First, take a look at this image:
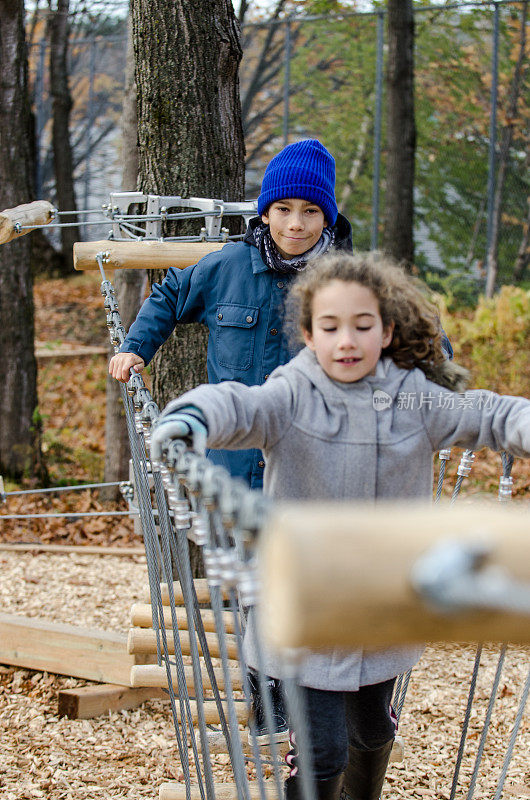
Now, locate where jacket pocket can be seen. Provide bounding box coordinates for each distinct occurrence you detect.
[215,303,259,370]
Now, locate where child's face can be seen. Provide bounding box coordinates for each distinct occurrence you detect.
[302,280,394,383]
[261,199,327,259]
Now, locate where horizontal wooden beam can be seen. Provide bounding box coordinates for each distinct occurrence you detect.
[0,200,55,244]
[130,603,235,634]
[130,663,242,693]
[159,782,278,800]
[127,627,239,661]
[261,502,530,650]
[35,343,108,360]
[0,543,144,556]
[0,612,139,684]
[73,239,224,271]
[58,683,166,719]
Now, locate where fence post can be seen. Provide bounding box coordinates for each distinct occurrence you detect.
[84,38,97,239]
[283,19,291,148]
[35,39,47,200]
[371,9,385,250]
[485,1,500,294]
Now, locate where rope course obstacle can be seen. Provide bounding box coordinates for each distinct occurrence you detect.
[1,197,529,800]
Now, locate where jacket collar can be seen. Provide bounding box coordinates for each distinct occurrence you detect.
[249,243,269,274]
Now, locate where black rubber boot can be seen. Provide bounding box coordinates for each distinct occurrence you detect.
[341,740,394,800]
[247,668,289,745]
[285,773,343,800]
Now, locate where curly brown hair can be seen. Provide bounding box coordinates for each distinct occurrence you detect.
[287,251,446,370]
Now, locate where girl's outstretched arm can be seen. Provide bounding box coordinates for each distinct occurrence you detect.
[159,374,294,453]
[417,374,530,457]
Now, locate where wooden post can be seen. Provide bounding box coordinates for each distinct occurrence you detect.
[260,502,530,650]
[0,201,55,244]
[73,239,224,271]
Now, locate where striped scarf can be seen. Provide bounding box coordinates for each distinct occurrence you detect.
[252,223,335,274]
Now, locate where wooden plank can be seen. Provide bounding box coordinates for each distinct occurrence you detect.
[0,612,138,684]
[73,239,225,271]
[130,663,242,692]
[58,683,166,719]
[160,783,279,800]
[0,200,55,244]
[0,543,145,556]
[130,603,235,634]
[35,343,108,359]
[142,578,229,606]
[261,502,530,649]
[127,627,239,661]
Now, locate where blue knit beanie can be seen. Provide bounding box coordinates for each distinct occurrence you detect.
[257,139,338,227]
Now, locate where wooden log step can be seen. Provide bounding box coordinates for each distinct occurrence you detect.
[0,200,55,244]
[159,782,279,800]
[130,603,235,634]
[205,729,291,758]
[130,663,243,693]
[142,579,229,606]
[164,699,247,726]
[127,628,239,661]
[203,730,403,762]
[73,240,225,271]
[262,503,530,649]
[0,612,141,685]
[58,683,166,719]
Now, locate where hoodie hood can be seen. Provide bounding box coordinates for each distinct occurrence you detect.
[273,348,410,403]
[275,347,469,400]
[244,212,353,254]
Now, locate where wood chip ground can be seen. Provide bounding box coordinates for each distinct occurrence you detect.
[1,551,529,799]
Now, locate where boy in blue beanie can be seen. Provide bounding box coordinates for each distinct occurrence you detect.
[110,139,353,463]
[109,138,353,746]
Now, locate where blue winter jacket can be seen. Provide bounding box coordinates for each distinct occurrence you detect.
[121,215,354,489]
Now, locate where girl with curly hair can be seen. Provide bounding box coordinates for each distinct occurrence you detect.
[152,252,530,800]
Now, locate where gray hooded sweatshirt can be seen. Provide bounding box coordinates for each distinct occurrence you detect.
[164,348,530,690]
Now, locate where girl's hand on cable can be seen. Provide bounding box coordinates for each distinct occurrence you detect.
[150,410,208,463]
[108,352,145,382]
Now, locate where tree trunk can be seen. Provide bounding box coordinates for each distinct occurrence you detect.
[131,0,245,575]
[131,0,245,406]
[485,2,528,298]
[0,0,45,480]
[101,10,145,503]
[382,0,416,268]
[47,0,80,272]
[338,104,373,214]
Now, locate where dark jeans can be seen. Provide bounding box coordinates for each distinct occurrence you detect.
[299,678,396,780]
